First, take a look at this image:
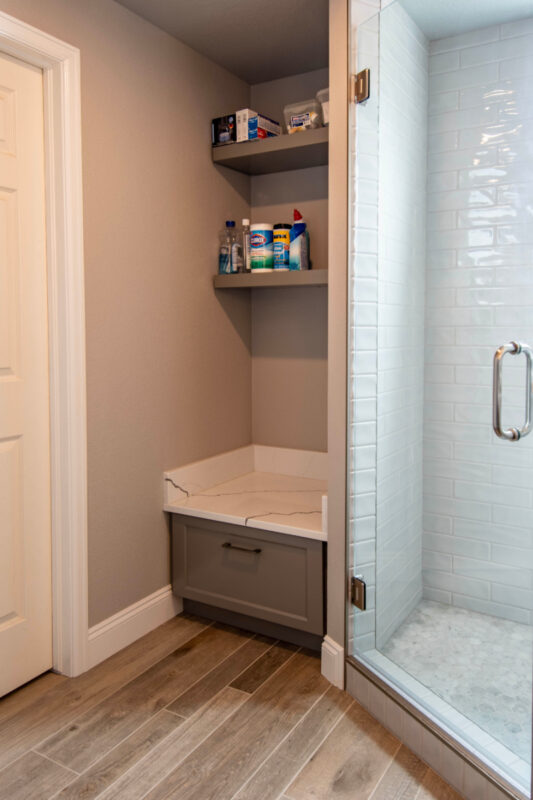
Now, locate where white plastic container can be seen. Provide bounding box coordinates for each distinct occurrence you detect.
[283,99,322,134]
[316,88,329,125]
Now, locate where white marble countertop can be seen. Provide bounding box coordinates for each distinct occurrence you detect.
[164,469,327,541]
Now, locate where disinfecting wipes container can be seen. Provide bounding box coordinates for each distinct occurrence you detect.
[250,224,274,271]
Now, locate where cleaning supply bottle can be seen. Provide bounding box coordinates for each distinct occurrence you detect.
[218,220,235,274]
[241,218,251,272]
[231,223,244,273]
[289,209,310,271]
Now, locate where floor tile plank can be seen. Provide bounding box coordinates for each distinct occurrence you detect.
[229,641,298,694]
[0,614,209,771]
[54,710,183,800]
[370,745,429,799]
[287,700,400,800]
[142,650,328,800]
[36,625,251,773]
[167,636,273,718]
[99,687,248,800]
[416,769,465,800]
[0,673,67,726]
[234,686,353,800]
[0,750,74,800]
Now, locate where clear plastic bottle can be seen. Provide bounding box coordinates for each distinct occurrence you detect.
[231,224,244,273]
[241,218,251,272]
[218,220,235,274]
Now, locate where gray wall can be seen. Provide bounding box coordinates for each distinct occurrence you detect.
[250,69,329,452]
[0,0,252,625]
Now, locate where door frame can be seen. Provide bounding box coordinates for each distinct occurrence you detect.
[0,11,88,677]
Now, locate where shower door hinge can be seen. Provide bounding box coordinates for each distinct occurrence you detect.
[351,69,370,104]
[351,575,367,610]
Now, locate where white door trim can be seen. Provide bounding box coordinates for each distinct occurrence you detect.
[0,11,88,677]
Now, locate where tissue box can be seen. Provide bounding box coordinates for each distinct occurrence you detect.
[236,109,281,142]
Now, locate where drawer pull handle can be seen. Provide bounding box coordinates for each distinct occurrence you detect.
[222,542,262,554]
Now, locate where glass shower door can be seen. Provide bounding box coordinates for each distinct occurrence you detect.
[348,0,533,795]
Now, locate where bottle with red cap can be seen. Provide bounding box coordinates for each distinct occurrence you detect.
[289,208,310,270]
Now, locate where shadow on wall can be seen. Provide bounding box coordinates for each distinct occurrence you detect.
[252,287,328,360]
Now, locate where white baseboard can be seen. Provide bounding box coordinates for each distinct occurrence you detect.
[321,635,345,688]
[87,585,182,669]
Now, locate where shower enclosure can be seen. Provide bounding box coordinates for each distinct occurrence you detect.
[348,0,533,796]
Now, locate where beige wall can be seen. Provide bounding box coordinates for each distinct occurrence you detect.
[0,0,252,625]
[250,70,329,452]
[252,287,328,451]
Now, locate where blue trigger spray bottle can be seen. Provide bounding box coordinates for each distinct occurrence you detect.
[289,209,310,270]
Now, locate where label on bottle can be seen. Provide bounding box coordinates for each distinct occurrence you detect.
[218,246,231,274]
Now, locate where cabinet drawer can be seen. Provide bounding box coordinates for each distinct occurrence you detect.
[171,515,324,635]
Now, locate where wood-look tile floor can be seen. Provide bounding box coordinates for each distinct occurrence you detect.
[0,614,464,800]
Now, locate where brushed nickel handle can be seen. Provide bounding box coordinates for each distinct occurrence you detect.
[493,341,533,441]
[222,542,262,554]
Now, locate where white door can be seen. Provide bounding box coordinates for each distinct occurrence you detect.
[0,52,51,695]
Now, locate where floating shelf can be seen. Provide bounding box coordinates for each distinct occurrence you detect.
[212,128,328,175]
[213,270,328,289]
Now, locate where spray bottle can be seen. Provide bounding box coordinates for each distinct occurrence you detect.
[289,209,310,271]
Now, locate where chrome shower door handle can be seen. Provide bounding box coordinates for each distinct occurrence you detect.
[493,341,533,441]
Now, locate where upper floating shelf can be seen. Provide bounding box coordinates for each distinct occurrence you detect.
[212,128,329,175]
[213,269,328,289]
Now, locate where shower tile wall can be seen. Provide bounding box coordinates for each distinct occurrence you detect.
[423,19,533,624]
[376,5,427,648]
[350,7,380,654]
[350,1,428,652]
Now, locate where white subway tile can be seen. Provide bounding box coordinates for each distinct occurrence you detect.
[500,18,533,39]
[430,51,460,74]
[461,35,533,68]
[428,170,458,193]
[455,517,533,549]
[491,544,533,570]
[429,63,498,93]
[429,105,498,134]
[491,582,533,611]
[430,227,493,250]
[423,512,452,535]
[457,205,518,228]
[455,480,531,507]
[454,555,532,589]
[423,568,490,599]
[500,55,533,80]
[428,187,495,212]
[428,90,460,115]
[452,593,531,624]
[428,130,459,154]
[429,26,499,55]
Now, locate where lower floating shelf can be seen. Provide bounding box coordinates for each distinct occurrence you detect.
[213,269,328,289]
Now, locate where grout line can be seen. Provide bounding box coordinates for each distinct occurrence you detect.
[412,767,433,800]
[44,709,191,800]
[135,685,254,800]
[30,748,80,776]
[162,633,270,712]
[229,691,354,800]
[366,740,404,800]
[162,709,187,720]
[30,621,214,761]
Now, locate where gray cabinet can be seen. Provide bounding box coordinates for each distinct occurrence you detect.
[171,515,324,636]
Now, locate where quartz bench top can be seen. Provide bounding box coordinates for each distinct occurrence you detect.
[164,469,327,541]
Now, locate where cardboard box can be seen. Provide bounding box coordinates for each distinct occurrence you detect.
[211,114,236,147]
[236,109,281,142]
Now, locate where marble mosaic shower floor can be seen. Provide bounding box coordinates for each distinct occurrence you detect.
[381,600,533,762]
